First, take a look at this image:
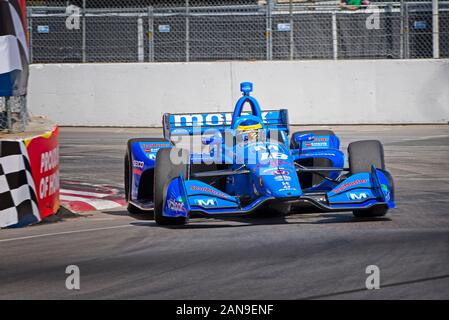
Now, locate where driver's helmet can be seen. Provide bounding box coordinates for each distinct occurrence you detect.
[236,120,266,145]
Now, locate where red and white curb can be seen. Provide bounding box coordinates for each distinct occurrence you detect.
[60,181,126,213]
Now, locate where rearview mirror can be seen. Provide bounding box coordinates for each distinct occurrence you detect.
[294,133,314,144]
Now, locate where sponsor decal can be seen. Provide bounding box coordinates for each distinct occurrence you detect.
[133,160,144,169]
[303,153,336,157]
[40,149,59,173]
[38,149,59,201]
[260,152,288,161]
[333,179,368,194]
[141,143,170,152]
[254,159,293,171]
[262,167,277,174]
[167,198,187,213]
[190,186,229,198]
[133,168,143,176]
[196,199,217,207]
[274,175,291,182]
[381,184,391,201]
[304,137,329,148]
[279,181,296,191]
[305,142,328,147]
[348,192,369,201]
[252,144,280,152]
[25,127,60,219]
[173,112,271,127]
[273,170,289,176]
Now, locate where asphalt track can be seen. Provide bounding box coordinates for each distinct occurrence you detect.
[1,125,448,300]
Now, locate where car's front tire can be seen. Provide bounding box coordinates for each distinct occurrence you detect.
[348,140,388,218]
[348,140,385,174]
[353,205,388,218]
[153,147,189,225]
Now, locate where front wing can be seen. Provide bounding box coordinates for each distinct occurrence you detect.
[162,167,395,218]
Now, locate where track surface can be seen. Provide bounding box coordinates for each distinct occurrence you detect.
[1,125,448,299]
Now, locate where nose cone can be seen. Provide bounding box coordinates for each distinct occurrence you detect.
[260,169,302,198]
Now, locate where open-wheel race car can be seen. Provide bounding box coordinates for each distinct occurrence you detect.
[125,82,395,225]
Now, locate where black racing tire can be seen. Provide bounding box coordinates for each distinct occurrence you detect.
[124,152,147,214]
[154,147,189,225]
[348,140,388,218]
[124,153,130,201]
[290,130,335,150]
[127,202,146,214]
[353,205,388,218]
[348,140,385,175]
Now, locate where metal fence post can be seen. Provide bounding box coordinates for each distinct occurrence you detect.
[27,7,33,64]
[186,0,190,62]
[5,97,12,133]
[289,0,294,60]
[148,6,154,62]
[266,0,273,61]
[433,0,440,58]
[22,95,28,128]
[404,2,409,59]
[400,0,404,59]
[386,3,394,58]
[82,0,86,63]
[332,11,338,60]
[138,15,144,62]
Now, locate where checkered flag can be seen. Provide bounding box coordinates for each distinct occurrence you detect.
[0,140,40,228]
[0,0,29,97]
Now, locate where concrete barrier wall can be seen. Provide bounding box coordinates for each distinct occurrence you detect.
[28,60,449,126]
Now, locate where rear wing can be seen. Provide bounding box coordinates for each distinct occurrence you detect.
[163,109,290,140]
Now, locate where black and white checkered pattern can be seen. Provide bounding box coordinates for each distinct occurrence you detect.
[0,140,40,228]
[0,0,29,96]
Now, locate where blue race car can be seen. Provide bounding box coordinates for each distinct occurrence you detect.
[125,82,395,225]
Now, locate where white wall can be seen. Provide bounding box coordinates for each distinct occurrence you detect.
[28,59,449,126]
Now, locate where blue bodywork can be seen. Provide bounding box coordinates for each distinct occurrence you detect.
[127,82,395,218]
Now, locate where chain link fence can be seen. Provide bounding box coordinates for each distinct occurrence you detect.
[27,0,448,63]
[2,0,446,133]
[0,96,28,134]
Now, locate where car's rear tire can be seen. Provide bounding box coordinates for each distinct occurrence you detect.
[124,152,146,214]
[154,147,189,225]
[348,140,388,217]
